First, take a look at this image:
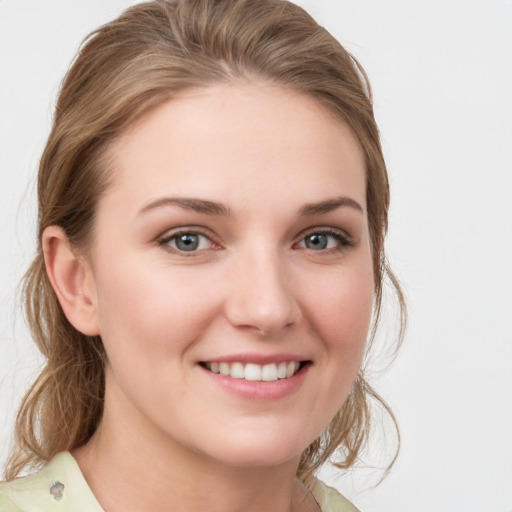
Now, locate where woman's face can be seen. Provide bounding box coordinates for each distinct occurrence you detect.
[84,83,374,468]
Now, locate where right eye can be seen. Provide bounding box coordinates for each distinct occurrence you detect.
[158,231,215,253]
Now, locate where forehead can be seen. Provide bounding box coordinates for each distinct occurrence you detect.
[103,83,366,215]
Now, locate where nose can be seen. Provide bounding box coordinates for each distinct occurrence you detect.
[225,247,302,336]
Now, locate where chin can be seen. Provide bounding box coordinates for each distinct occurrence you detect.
[190,427,310,470]
[212,446,301,470]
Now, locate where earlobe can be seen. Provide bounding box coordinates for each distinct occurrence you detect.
[42,226,100,336]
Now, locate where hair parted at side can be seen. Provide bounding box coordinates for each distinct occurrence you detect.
[5,0,406,482]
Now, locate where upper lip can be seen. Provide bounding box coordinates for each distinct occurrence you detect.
[199,353,311,365]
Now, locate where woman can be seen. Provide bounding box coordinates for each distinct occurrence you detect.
[0,0,405,510]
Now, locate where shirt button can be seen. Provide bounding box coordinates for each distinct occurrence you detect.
[49,481,65,500]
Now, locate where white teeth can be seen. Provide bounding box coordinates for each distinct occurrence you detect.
[244,363,262,381]
[230,362,244,379]
[204,361,303,381]
[277,362,287,379]
[286,361,299,378]
[261,363,277,381]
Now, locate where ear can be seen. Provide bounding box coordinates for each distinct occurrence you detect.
[42,225,100,336]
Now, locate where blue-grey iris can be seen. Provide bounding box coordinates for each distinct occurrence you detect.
[176,234,199,251]
[305,233,328,250]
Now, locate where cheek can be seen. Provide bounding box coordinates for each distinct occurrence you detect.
[93,259,220,355]
[295,264,374,437]
[309,268,374,354]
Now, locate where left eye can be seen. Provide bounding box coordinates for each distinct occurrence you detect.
[161,232,213,252]
[298,231,348,251]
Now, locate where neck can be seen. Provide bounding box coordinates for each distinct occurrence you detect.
[72,378,314,512]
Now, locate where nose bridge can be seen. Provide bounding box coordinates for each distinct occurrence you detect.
[225,241,300,335]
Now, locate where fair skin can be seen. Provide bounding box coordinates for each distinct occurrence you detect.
[43,82,374,512]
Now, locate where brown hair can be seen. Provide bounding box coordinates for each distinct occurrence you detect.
[5,0,405,481]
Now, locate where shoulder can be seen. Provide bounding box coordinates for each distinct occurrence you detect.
[0,468,54,512]
[0,452,71,512]
[0,452,103,512]
[0,490,23,512]
[305,475,362,512]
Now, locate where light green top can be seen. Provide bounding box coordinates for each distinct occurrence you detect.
[0,452,360,512]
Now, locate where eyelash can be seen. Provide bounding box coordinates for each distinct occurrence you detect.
[157,227,354,256]
[157,228,218,255]
[298,228,354,252]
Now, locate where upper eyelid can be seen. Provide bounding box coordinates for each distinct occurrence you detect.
[300,226,348,235]
[158,226,216,242]
[297,226,352,241]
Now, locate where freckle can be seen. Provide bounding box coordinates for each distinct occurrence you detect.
[50,481,65,500]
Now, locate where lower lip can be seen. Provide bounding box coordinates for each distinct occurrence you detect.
[198,364,310,401]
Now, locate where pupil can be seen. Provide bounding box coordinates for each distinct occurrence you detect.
[176,234,199,251]
[306,233,327,250]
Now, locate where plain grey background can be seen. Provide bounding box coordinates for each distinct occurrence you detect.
[1,1,511,511]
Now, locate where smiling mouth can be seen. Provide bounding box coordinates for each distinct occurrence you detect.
[200,361,309,382]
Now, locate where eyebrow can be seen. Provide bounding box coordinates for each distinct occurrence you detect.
[138,197,232,216]
[138,195,363,217]
[298,196,364,216]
